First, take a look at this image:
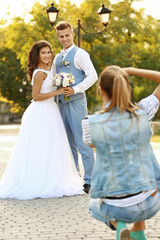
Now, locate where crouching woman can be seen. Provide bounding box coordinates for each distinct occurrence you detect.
[82,66,160,240]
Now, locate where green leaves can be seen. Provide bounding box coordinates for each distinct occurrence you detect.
[0,0,160,117]
[0,48,31,109]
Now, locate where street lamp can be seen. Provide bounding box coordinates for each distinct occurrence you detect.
[46,3,59,29]
[47,2,111,47]
[98,4,111,26]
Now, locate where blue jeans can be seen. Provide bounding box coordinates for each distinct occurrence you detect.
[89,190,160,230]
[58,97,94,184]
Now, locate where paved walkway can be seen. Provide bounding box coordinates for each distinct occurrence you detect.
[0,162,160,240]
[0,125,160,239]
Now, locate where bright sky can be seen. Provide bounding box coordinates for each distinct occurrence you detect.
[0,0,160,24]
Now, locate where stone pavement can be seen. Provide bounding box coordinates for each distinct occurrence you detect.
[0,125,160,240]
[0,162,160,240]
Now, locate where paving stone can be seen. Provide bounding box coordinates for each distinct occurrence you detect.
[0,151,160,239]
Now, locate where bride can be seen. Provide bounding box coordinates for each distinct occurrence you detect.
[0,40,84,200]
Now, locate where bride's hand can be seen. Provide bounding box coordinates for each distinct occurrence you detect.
[65,87,74,96]
[57,87,68,95]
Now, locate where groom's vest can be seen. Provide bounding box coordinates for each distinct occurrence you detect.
[55,46,86,103]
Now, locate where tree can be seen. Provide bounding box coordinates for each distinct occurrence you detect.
[1,0,160,116]
[0,48,31,109]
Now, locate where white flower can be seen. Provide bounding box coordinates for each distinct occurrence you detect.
[62,77,69,87]
[62,60,70,67]
[52,74,61,86]
[68,73,75,84]
[52,72,75,87]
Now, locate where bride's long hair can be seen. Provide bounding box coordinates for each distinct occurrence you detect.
[27,40,54,80]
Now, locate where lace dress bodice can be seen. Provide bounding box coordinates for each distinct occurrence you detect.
[32,68,57,94]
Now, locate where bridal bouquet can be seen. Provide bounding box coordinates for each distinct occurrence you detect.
[52,72,75,101]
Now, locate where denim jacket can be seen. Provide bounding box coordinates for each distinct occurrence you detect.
[89,104,160,198]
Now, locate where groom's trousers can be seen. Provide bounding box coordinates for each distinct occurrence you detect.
[58,97,94,185]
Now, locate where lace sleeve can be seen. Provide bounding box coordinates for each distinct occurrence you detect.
[138,94,159,122]
[82,118,92,146]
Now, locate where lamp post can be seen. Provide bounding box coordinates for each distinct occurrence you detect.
[46,3,59,29]
[47,2,111,47]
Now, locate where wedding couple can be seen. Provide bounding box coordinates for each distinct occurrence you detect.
[0,20,159,201]
[0,21,97,199]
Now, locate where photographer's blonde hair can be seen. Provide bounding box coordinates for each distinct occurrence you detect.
[99,65,139,117]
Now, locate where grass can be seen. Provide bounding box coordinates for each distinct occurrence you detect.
[151,135,160,143]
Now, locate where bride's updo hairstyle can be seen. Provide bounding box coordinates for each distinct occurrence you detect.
[99,65,139,117]
[27,40,54,80]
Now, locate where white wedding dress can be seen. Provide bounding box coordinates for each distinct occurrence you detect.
[0,69,84,200]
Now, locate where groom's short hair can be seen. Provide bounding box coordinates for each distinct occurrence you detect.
[56,21,73,32]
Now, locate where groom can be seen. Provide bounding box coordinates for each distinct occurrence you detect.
[54,21,98,193]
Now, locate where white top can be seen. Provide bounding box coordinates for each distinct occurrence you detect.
[82,94,159,207]
[53,44,98,94]
[103,189,155,207]
[138,94,159,122]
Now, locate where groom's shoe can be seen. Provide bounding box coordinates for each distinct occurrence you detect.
[83,184,91,193]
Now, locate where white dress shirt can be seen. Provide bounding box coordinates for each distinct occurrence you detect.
[54,44,98,94]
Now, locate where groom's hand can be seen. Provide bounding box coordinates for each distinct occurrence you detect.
[65,87,74,96]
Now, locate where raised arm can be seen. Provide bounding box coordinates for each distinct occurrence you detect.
[123,67,160,84]
[123,67,160,103]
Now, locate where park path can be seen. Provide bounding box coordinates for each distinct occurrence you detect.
[0,125,160,239]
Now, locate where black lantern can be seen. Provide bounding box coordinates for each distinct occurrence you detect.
[98,4,111,26]
[47,3,59,27]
